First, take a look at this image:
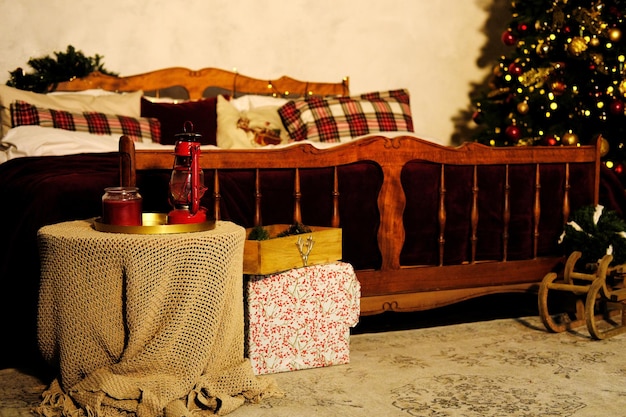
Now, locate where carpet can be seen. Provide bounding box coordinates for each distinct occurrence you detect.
[1,315,625,417]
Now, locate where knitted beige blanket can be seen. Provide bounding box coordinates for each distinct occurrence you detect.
[36,220,279,417]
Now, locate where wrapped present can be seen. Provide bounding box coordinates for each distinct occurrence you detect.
[245,261,361,375]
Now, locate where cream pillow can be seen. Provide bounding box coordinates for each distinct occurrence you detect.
[0,84,143,137]
[216,95,290,149]
[230,94,289,112]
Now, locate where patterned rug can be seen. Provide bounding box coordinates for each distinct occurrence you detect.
[1,316,625,417]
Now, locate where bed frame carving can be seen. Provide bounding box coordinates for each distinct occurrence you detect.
[55,67,349,100]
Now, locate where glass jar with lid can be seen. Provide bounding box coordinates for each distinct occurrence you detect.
[102,186,142,226]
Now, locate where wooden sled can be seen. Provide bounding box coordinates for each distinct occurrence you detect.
[538,251,626,339]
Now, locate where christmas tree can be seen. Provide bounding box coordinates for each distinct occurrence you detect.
[472,0,626,181]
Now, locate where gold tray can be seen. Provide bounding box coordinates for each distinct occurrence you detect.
[93,213,215,234]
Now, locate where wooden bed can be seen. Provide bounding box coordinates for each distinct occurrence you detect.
[55,68,605,314]
[1,67,621,368]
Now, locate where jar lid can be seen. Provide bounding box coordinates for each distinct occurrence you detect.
[104,186,140,194]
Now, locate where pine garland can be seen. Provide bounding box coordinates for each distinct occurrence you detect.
[247,223,313,240]
[6,45,118,93]
[558,205,626,266]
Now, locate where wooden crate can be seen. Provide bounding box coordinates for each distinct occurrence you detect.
[243,225,342,275]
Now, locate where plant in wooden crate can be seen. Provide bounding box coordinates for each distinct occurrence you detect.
[245,223,341,275]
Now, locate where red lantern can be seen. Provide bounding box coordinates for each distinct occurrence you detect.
[168,122,208,224]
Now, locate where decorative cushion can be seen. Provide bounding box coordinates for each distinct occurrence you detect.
[10,100,160,143]
[140,97,221,146]
[230,95,289,112]
[48,89,118,96]
[0,84,143,138]
[216,95,290,149]
[278,89,414,143]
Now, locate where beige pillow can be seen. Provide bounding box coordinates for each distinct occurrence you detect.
[0,84,143,138]
[216,95,290,149]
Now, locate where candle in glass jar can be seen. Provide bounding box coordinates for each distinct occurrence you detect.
[102,187,142,226]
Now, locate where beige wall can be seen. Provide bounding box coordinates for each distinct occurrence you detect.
[0,0,509,146]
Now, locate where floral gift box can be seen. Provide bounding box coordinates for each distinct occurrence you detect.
[245,261,361,375]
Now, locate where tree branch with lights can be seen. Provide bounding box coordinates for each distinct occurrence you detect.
[472,1,626,181]
[6,45,117,93]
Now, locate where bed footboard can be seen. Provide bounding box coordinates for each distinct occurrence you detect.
[130,135,602,315]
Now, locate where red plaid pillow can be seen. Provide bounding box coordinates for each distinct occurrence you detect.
[10,100,161,143]
[278,89,414,143]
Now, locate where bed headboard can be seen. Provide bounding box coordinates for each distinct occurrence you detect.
[53,67,350,100]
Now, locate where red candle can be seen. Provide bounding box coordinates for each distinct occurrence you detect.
[102,187,142,226]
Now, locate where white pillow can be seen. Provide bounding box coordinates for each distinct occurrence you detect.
[47,89,117,96]
[216,95,290,149]
[0,84,143,138]
[0,125,169,163]
[230,95,289,112]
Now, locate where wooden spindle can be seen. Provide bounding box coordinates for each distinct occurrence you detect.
[254,169,262,226]
[213,169,221,221]
[563,163,571,226]
[533,164,541,259]
[331,166,340,228]
[293,168,302,224]
[438,165,447,266]
[502,165,510,262]
[470,165,479,264]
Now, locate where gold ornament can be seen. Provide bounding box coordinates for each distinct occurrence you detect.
[518,67,553,88]
[619,80,626,97]
[608,28,622,42]
[536,41,551,57]
[550,80,566,95]
[589,36,601,47]
[567,37,588,56]
[487,87,511,99]
[589,52,603,66]
[517,101,529,114]
[562,131,580,146]
[599,136,610,156]
[573,5,604,34]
